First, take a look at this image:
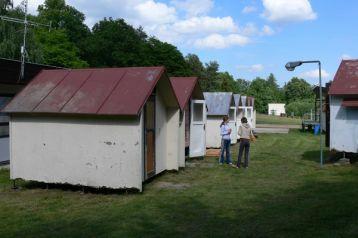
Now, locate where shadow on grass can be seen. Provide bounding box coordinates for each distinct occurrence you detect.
[302,150,331,164]
[2,174,357,238]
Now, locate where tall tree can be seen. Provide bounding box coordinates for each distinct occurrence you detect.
[235,78,251,94]
[203,61,220,92]
[284,77,314,103]
[0,0,12,14]
[37,0,90,55]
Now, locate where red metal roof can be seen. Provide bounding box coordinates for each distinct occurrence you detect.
[2,67,172,116]
[169,77,203,110]
[342,99,358,107]
[329,60,358,95]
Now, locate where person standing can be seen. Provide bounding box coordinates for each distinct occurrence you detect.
[220,116,232,165]
[236,117,254,168]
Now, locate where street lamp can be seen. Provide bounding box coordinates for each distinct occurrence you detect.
[285,60,324,167]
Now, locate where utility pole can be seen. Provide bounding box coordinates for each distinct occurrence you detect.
[0,0,51,82]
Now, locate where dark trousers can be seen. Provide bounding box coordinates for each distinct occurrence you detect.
[237,139,250,167]
[220,139,232,164]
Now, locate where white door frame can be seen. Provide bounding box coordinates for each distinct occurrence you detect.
[189,100,207,158]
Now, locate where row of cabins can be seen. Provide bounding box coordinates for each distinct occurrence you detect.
[1,65,255,191]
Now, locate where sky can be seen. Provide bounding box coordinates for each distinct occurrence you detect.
[13,0,358,86]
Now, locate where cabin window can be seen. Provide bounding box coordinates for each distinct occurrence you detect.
[193,103,203,122]
[229,108,235,121]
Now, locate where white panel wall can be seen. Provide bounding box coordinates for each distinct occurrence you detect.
[155,92,180,172]
[166,108,180,170]
[206,116,222,148]
[10,115,144,190]
[178,111,186,167]
[155,92,168,174]
[330,96,358,153]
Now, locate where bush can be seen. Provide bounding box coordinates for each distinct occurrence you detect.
[285,100,314,117]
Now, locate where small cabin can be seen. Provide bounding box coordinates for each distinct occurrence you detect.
[204,92,237,148]
[328,59,358,154]
[169,77,206,164]
[2,67,181,191]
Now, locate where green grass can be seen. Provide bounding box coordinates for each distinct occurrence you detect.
[0,130,357,238]
[257,113,302,125]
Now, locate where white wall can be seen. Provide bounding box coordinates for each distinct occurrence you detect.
[178,111,186,167]
[330,96,358,153]
[155,92,180,172]
[206,116,222,148]
[10,115,144,190]
[166,108,180,170]
[268,104,286,116]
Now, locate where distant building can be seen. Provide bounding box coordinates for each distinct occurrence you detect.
[328,59,358,154]
[268,103,286,116]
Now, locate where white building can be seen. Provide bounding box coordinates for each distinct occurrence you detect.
[2,67,182,191]
[268,103,286,116]
[204,92,237,148]
[235,95,256,129]
[170,77,206,165]
[328,59,358,153]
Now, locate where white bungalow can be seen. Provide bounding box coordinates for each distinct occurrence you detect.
[236,95,256,129]
[204,92,237,148]
[170,77,206,166]
[328,59,358,154]
[2,67,182,191]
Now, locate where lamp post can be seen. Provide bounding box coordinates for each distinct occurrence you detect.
[285,60,323,167]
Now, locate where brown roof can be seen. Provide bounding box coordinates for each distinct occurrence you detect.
[169,77,203,110]
[329,60,358,95]
[3,67,177,116]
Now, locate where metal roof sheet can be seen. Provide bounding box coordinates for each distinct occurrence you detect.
[342,99,358,107]
[233,94,241,107]
[329,60,358,95]
[169,77,203,110]
[3,67,171,116]
[204,92,233,116]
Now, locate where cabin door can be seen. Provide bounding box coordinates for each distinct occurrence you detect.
[144,95,156,179]
[189,100,206,158]
[228,106,237,144]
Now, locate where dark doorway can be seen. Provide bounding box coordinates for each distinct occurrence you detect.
[144,94,156,179]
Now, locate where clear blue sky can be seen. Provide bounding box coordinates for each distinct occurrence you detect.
[19,0,358,86]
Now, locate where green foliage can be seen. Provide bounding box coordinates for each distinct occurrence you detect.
[35,29,88,68]
[285,99,314,117]
[284,77,315,103]
[235,78,250,94]
[0,0,13,14]
[37,0,90,53]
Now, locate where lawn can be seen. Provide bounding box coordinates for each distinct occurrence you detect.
[257,113,302,125]
[0,130,357,238]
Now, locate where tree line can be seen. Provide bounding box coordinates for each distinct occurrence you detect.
[0,0,315,116]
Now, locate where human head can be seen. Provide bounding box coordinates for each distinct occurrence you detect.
[223,115,229,123]
[241,117,248,124]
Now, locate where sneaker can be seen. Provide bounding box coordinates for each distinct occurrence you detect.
[219,163,224,165]
[228,162,233,165]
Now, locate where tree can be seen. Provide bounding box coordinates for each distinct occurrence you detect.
[85,18,148,67]
[235,78,250,94]
[0,0,12,14]
[284,77,314,103]
[37,0,90,54]
[145,37,191,76]
[285,99,314,117]
[203,61,220,92]
[35,29,88,68]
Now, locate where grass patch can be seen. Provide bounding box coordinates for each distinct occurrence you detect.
[0,130,357,237]
[257,113,302,125]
